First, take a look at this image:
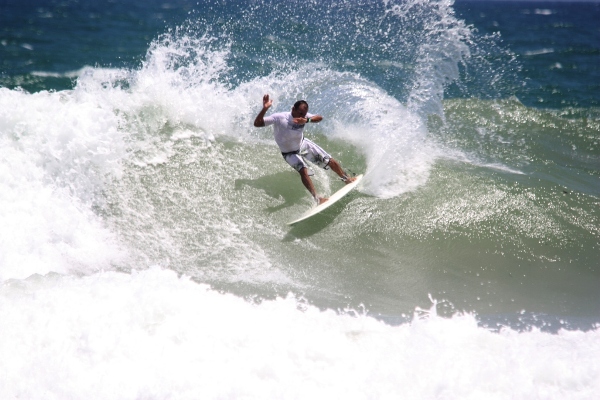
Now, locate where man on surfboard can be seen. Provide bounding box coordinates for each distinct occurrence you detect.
[253,94,356,204]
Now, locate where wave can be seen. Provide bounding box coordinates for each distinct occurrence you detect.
[1,3,599,397]
[2,19,597,283]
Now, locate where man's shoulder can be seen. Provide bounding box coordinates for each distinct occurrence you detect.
[264,111,290,124]
[270,111,290,118]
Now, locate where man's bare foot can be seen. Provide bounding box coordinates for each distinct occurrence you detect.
[318,197,329,205]
[343,176,357,184]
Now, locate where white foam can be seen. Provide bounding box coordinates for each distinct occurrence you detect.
[0,173,125,280]
[0,268,597,399]
[0,88,128,280]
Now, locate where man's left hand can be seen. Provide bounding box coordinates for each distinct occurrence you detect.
[293,117,308,124]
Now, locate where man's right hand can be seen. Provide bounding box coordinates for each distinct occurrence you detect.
[254,94,272,127]
[263,94,273,109]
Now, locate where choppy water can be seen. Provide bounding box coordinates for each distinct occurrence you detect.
[1,0,599,398]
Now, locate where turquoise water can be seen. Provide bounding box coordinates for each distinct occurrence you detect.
[1,0,599,398]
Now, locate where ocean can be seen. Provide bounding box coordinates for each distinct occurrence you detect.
[1,0,599,398]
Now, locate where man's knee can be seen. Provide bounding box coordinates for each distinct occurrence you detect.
[298,166,309,176]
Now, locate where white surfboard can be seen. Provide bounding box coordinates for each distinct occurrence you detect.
[287,174,363,226]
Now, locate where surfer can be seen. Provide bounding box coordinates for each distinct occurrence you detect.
[253,94,356,204]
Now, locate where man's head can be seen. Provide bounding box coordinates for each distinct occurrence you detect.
[292,100,309,117]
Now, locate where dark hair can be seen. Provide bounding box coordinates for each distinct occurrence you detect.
[293,100,308,110]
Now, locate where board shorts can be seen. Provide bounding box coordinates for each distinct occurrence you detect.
[281,138,331,172]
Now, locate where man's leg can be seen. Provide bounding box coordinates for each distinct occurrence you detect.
[327,158,356,183]
[299,167,327,205]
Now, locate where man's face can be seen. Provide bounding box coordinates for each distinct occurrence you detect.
[293,104,308,118]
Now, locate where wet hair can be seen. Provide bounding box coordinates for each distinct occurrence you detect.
[293,100,308,110]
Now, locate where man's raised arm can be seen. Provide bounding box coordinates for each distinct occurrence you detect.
[253,94,273,127]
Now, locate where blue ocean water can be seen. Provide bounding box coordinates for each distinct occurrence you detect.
[1,0,599,398]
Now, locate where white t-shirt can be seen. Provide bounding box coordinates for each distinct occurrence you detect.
[263,111,315,153]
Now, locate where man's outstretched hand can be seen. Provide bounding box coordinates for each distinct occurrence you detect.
[263,94,273,109]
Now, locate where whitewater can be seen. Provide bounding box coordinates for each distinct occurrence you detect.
[1,268,598,399]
